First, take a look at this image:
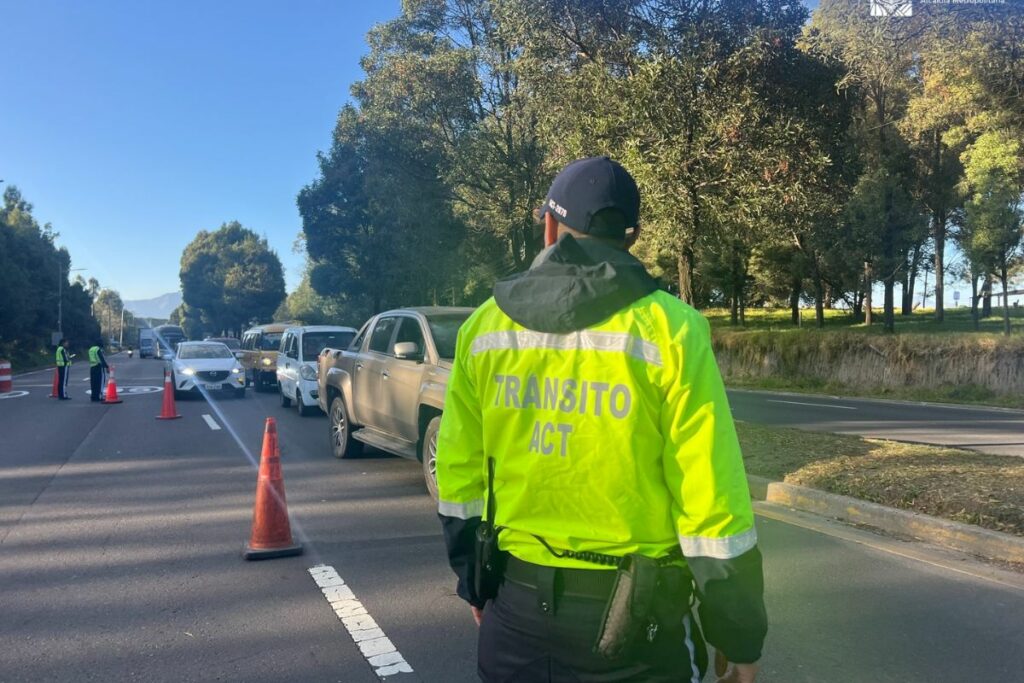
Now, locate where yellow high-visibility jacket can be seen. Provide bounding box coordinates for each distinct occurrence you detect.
[436,234,766,664]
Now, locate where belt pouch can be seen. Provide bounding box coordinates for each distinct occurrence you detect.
[592,553,660,659]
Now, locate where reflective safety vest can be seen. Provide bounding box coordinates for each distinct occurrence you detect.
[436,291,757,569]
[89,346,102,366]
[56,347,71,367]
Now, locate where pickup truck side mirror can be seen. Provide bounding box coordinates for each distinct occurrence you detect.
[393,342,423,361]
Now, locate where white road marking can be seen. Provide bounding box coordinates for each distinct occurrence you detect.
[202,414,221,431]
[766,399,856,410]
[308,565,415,678]
[0,391,30,400]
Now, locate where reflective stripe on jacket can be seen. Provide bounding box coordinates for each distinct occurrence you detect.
[436,292,756,568]
[56,347,71,367]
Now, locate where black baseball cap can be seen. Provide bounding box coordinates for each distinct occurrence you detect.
[538,156,641,238]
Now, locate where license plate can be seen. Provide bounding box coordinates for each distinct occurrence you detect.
[204,383,219,390]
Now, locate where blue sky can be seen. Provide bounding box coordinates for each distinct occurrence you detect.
[2,0,988,308]
[1,0,401,300]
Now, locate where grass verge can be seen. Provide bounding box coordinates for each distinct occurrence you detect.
[727,377,1024,410]
[737,422,1024,537]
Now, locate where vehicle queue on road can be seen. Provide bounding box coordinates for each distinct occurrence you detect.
[148,311,469,500]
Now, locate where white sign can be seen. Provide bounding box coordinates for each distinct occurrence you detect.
[953,290,960,302]
[871,0,913,16]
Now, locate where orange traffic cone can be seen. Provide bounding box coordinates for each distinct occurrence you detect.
[243,418,302,560]
[103,366,123,404]
[49,367,59,398]
[156,369,181,420]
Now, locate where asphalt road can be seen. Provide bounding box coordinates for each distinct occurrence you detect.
[728,388,1024,456]
[2,357,1023,682]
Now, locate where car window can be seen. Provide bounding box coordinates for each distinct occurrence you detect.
[302,331,355,360]
[393,318,425,356]
[350,323,370,351]
[426,313,471,360]
[261,333,282,351]
[368,317,399,355]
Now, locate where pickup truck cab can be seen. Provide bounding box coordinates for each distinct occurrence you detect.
[317,307,473,498]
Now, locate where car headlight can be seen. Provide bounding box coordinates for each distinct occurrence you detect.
[261,357,273,366]
[231,367,241,374]
[300,365,317,381]
[181,367,196,376]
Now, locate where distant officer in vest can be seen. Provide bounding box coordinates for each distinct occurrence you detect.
[88,340,110,402]
[56,339,73,400]
[436,157,766,682]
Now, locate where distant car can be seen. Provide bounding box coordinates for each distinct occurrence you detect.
[277,325,357,416]
[170,341,246,399]
[239,323,288,391]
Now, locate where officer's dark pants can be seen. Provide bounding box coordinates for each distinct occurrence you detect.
[57,366,69,399]
[90,365,103,401]
[478,560,707,682]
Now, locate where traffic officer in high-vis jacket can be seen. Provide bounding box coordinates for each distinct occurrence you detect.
[56,339,72,400]
[436,157,766,682]
[88,340,110,402]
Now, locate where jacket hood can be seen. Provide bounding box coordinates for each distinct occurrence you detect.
[493,234,659,333]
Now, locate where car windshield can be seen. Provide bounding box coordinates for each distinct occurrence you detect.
[426,313,471,360]
[261,333,282,350]
[177,344,234,360]
[302,332,354,359]
[210,338,240,350]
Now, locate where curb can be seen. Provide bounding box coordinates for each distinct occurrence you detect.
[748,475,1024,564]
[727,387,1024,415]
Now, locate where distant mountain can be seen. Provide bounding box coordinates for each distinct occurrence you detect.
[125,292,183,320]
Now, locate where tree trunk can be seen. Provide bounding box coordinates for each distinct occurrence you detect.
[677,247,695,305]
[934,210,946,323]
[730,294,739,326]
[982,275,993,318]
[790,275,801,325]
[853,289,864,321]
[970,275,979,330]
[902,243,921,316]
[864,262,873,326]
[883,275,895,333]
[823,284,833,310]
[1001,263,1011,336]
[814,276,825,328]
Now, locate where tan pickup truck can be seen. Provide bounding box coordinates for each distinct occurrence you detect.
[316,307,473,498]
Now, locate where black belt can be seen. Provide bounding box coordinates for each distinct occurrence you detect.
[504,555,618,600]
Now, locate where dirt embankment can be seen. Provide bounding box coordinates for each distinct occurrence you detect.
[714,331,1024,404]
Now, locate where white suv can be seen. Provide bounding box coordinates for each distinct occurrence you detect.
[277,326,357,416]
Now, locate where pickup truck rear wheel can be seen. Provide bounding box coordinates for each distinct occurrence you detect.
[330,397,362,459]
[422,416,441,500]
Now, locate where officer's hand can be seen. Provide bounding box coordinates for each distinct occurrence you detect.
[714,651,759,683]
[471,605,484,626]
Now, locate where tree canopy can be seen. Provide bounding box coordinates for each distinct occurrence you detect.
[293,0,1023,333]
[179,221,286,337]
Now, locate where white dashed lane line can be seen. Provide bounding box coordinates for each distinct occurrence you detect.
[202,414,221,431]
[308,565,417,680]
